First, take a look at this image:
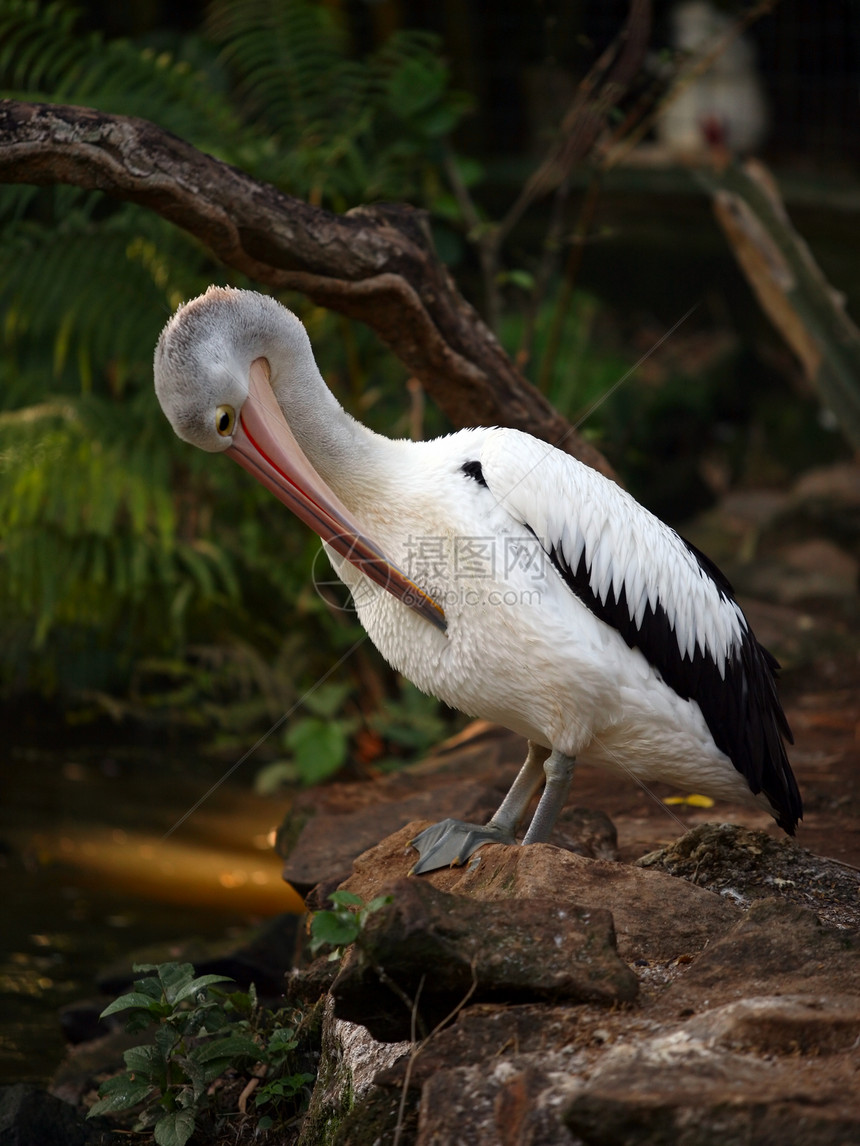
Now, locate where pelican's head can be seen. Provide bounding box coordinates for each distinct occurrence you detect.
[155,286,307,453]
[154,286,446,632]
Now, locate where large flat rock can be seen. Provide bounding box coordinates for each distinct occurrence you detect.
[329,876,638,1040]
[337,822,741,964]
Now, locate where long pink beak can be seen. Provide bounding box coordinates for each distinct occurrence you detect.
[227,359,446,633]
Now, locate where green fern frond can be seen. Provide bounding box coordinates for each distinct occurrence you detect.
[0,404,247,646]
[0,0,242,154]
[205,0,467,206]
[0,199,214,394]
[0,0,79,90]
[206,0,347,135]
[0,0,468,715]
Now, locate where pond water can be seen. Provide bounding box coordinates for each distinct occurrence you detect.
[0,738,301,1084]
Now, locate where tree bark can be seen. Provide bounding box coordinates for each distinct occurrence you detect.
[0,99,615,478]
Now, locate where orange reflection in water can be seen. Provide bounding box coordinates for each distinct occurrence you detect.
[29,827,305,915]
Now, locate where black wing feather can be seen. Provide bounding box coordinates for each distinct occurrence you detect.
[545,535,802,833]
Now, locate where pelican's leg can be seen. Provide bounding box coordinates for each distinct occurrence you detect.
[521,749,576,843]
[409,742,550,874]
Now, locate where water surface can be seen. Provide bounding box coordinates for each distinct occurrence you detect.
[0,740,300,1084]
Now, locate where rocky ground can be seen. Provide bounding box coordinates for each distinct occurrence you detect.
[278,706,860,1146]
[3,460,858,1145]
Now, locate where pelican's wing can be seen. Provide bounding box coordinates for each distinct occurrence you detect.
[478,429,800,831]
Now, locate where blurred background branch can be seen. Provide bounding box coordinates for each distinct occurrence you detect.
[706,159,860,452]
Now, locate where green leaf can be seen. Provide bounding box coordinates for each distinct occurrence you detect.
[499,269,535,292]
[173,1058,208,1101]
[154,1108,197,1146]
[155,1022,181,1059]
[155,962,195,1001]
[253,758,297,795]
[224,987,254,1014]
[172,972,235,1005]
[310,910,360,951]
[194,1033,262,1063]
[447,154,483,188]
[88,1072,154,1117]
[100,992,167,1019]
[387,56,447,118]
[256,1072,315,1103]
[364,894,394,915]
[266,1027,299,1057]
[302,680,352,718]
[132,966,175,991]
[286,716,348,785]
[123,1043,165,1076]
[328,890,362,907]
[413,103,460,138]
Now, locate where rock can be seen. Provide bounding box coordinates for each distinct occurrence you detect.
[329,876,637,1041]
[296,998,413,1146]
[288,816,860,1146]
[50,1028,150,1107]
[720,488,791,529]
[0,1084,112,1146]
[57,999,123,1046]
[552,806,619,860]
[637,823,860,930]
[793,460,860,507]
[685,993,860,1055]
[663,898,860,1011]
[283,778,504,896]
[368,989,860,1146]
[373,1006,591,1145]
[293,810,860,1144]
[281,727,620,895]
[734,542,858,606]
[373,1002,615,1092]
[780,539,858,602]
[562,1026,860,1146]
[337,823,740,964]
[417,1062,576,1146]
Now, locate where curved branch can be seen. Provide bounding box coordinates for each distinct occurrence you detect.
[0,98,615,478]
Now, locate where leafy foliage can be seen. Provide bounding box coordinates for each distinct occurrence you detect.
[0,0,241,150]
[252,677,453,792]
[205,0,471,207]
[0,0,466,758]
[89,961,315,1144]
[309,889,393,960]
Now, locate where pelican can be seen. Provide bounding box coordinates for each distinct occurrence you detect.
[154,286,801,873]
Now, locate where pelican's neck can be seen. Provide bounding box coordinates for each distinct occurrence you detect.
[263,313,390,512]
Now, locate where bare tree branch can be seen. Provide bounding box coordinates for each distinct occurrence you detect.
[0,98,616,479]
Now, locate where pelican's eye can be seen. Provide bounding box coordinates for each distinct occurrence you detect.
[215,405,235,436]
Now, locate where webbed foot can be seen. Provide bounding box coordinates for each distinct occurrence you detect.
[409,818,516,874]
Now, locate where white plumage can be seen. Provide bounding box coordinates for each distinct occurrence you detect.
[154,287,801,872]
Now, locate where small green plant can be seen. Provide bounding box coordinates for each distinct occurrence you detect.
[88,961,313,1146]
[254,682,358,792]
[309,890,393,960]
[254,678,456,795]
